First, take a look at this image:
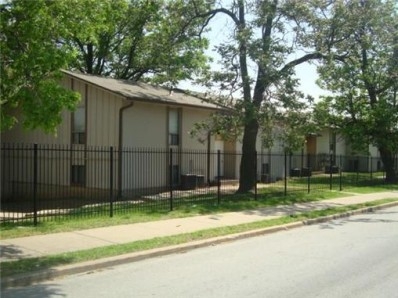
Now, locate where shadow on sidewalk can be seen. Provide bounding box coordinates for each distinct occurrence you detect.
[1,244,28,261]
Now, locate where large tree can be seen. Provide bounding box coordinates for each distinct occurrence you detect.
[0,0,80,133]
[313,0,398,182]
[1,0,212,132]
[190,0,341,193]
[58,0,211,84]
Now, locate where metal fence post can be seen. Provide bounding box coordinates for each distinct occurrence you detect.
[217,149,221,205]
[284,152,287,196]
[339,155,343,191]
[370,155,373,180]
[169,148,173,211]
[207,132,211,186]
[110,146,114,218]
[307,153,311,194]
[33,143,38,226]
[329,154,333,190]
[254,150,257,200]
[117,146,122,199]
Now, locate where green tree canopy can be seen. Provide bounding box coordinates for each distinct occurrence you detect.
[1,0,80,133]
[313,0,398,182]
[58,0,211,85]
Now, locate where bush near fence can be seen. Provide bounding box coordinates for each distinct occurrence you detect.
[0,143,390,224]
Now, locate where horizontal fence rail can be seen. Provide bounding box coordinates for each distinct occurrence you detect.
[1,143,393,224]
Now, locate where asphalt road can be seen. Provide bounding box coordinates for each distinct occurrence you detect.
[2,206,398,298]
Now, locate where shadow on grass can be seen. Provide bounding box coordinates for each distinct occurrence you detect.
[2,198,397,282]
[1,179,395,237]
[345,182,398,193]
[172,190,344,216]
[1,254,77,279]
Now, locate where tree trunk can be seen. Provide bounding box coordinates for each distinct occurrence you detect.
[379,146,398,183]
[86,43,94,74]
[237,118,259,193]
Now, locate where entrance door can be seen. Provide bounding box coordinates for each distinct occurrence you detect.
[306,135,317,170]
[306,135,317,155]
[223,140,236,179]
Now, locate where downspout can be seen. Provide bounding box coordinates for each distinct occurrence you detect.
[118,101,134,199]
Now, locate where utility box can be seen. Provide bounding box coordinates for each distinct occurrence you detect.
[325,165,339,174]
[301,167,312,177]
[181,174,197,190]
[290,168,301,177]
[196,175,205,187]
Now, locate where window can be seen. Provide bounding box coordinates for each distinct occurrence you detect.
[72,107,85,144]
[168,109,179,146]
[71,165,85,186]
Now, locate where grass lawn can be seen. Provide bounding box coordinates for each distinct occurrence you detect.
[1,182,397,239]
[0,189,345,239]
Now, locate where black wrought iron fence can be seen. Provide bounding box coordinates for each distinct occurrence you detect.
[0,143,389,224]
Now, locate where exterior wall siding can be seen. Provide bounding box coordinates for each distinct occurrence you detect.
[335,133,345,155]
[181,107,210,150]
[122,102,167,148]
[86,85,122,147]
[121,104,222,191]
[2,72,263,195]
[316,132,330,154]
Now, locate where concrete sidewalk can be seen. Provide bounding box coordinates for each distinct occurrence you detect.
[2,191,398,264]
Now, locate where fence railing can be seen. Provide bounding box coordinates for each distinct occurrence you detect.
[1,143,389,224]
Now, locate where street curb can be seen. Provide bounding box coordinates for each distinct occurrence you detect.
[2,201,398,289]
[0,221,303,289]
[302,201,398,225]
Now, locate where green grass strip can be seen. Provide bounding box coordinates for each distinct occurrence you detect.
[0,190,346,239]
[2,198,397,278]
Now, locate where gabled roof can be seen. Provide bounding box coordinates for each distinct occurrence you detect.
[62,70,221,110]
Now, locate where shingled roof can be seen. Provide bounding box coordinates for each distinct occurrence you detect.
[62,70,221,110]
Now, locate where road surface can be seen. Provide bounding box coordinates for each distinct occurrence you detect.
[2,205,398,298]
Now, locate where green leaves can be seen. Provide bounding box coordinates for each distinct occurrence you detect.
[20,78,80,134]
[1,0,80,133]
[1,0,212,133]
[58,0,211,85]
[315,0,398,149]
[313,0,398,181]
